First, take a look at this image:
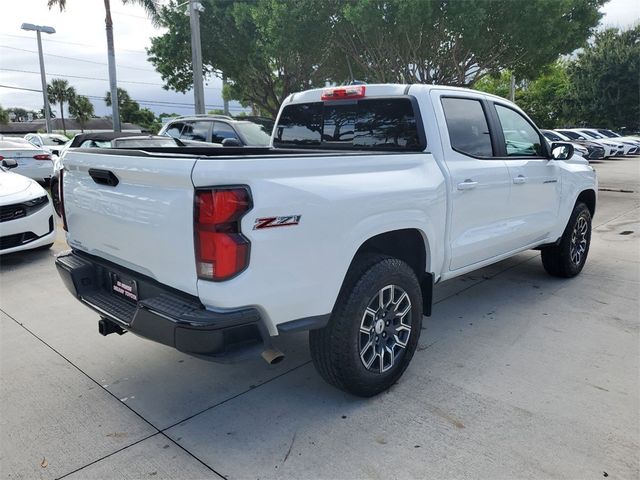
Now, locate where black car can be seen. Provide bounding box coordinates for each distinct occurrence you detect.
[158,115,273,147]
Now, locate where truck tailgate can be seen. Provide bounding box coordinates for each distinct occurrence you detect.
[62,151,199,295]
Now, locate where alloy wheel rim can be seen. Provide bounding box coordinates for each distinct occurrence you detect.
[358,284,412,373]
[570,215,588,265]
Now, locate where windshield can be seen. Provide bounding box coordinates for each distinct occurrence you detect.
[580,130,600,139]
[543,131,563,142]
[43,136,68,146]
[558,130,582,140]
[598,129,619,138]
[79,140,112,148]
[234,122,272,146]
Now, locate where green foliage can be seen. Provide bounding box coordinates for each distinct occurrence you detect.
[474,71,513,99]
[47,78,76,133]
[68,95,95,132]
[149,0,346,117]
[336,0,605,85]
[517,62,573,128]
[568,26,640,130]
[0,105,9,124]
[105,88,160,132]
[149,0,604,115]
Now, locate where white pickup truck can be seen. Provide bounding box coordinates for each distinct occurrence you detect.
[56,84,597,397]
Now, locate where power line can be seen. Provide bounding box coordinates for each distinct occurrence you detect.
[0,33,148,54]
[1,67,165,86]
[0,45,155,73]
[0,67,222,91]
[0,84,246,111]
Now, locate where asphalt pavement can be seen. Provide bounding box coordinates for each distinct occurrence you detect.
[1,156,638,480]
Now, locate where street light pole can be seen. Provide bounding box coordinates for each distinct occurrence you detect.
[21,23,55,133]
[189,0,205,114]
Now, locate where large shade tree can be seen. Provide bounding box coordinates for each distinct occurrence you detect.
[149,0,606,116]
[335,0,606,85]
[148,0,347,117]
[47,0,158,131]
[568,26,640,130]
[47,78,76,134]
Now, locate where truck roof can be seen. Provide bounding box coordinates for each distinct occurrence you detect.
[286,83,507,105]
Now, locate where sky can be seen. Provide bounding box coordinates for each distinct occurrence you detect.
[1,0,639,119]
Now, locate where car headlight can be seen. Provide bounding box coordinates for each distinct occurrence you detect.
[23,195,48,207]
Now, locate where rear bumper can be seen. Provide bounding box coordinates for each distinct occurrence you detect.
[55,250,268,361]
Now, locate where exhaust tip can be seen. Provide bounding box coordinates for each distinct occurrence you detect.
[261,348,285,365]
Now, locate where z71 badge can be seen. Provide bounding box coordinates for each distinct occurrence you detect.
[253,215,301,230]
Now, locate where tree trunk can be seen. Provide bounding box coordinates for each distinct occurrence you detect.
[104,0,121,131]
[60,100,66,134]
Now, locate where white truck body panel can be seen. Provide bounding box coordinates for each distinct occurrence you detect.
[61,84,597,335]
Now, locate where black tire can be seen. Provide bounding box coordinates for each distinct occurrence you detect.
[309,254,423,397]
[541,202,591,278]
[50,178,61,217]
[34,242,54,251]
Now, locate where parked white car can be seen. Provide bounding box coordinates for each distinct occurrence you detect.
[0,140,55,183]
[24,133,69,156]
[572,129,630,156]
[57,84,597,397]
[0,161,56,254]
[579,129,639,155]
[556,129,620,158]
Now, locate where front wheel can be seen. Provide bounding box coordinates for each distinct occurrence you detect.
[541,202,592,277]
[309,254,423,397]
[50,177,61,217]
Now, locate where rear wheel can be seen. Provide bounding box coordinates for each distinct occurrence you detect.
[309,254,422,397]
[541,202,591,277]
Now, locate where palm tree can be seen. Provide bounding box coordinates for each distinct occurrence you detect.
[47,0,159,132]
[47,78,76,134]
[69,95,95,132]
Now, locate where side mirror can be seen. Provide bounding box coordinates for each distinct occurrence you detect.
[550,142,574,161]
[221,138,242,147]
[2,159,18,169]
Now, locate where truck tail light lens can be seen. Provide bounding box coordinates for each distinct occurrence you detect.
[195,187,252,281]
[321,85,366,101]
[59,168,68,231]
[33,154,52,160]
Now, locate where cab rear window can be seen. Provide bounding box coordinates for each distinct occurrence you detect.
[273,98,424,151]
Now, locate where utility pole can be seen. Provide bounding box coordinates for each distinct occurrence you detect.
[222,74,229,116]
[189,0,205,114]
[21,23,55,133]
[509,74,516,102]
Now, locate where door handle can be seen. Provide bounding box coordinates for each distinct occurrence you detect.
[513,175,527,185]
[457,180,478,190]
[88,168,119,187]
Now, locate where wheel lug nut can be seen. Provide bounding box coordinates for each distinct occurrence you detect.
[386,321,390,326]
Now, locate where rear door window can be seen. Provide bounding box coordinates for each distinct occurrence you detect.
[212,122,240,143]
[441,97,494,157]
[274,98,423,150]
[180,121,210,142]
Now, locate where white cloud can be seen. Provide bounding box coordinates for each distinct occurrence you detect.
[0,0,237,117]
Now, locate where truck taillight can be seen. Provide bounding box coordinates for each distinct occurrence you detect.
[59,169,68,231]
[321,85,366,101]
[195,187,252,281]
[33,154,52,160]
